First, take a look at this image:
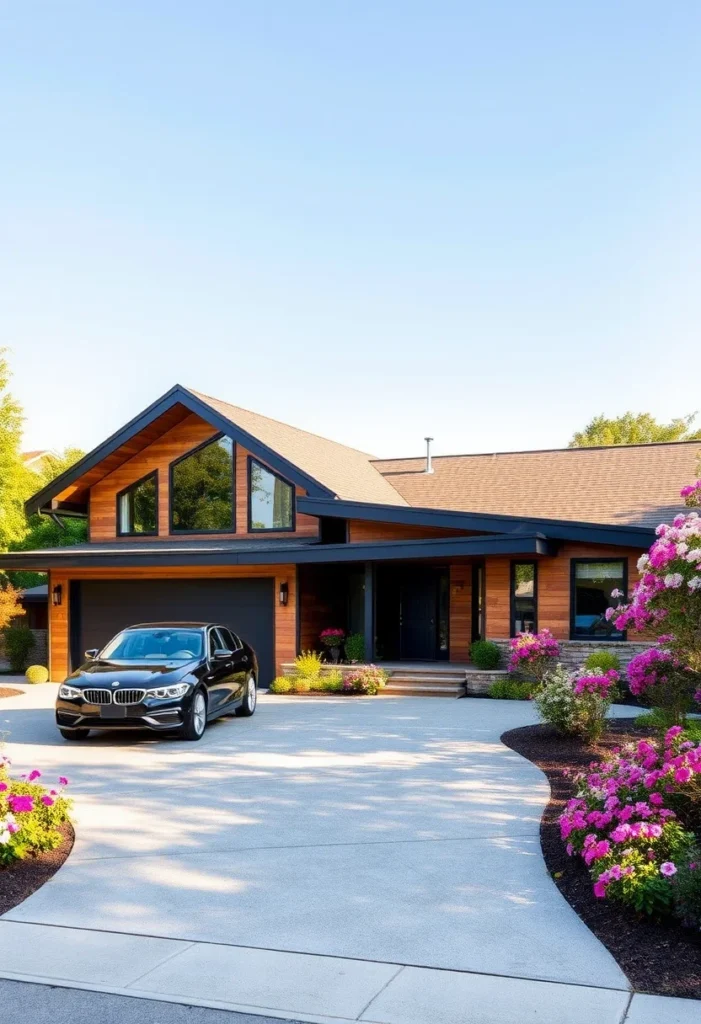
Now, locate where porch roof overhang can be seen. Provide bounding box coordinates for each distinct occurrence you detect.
[0,533,555,572]
[299,497,656,549]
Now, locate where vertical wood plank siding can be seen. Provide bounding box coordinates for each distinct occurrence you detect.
[48,565,297,682]
[449,564,471,661]
[89,412,318,541]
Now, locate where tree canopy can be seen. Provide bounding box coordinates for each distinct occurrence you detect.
[568,412,701,448]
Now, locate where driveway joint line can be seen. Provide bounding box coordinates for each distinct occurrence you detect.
[620,991,635,1023]
[68,831,540,863]
[354,965,405,1020]
[0,920,632,993]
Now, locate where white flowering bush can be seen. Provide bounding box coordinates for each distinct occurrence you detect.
[534,665,618,741]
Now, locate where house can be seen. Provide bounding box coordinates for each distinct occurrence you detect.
[1,385,698,686]
[23,450,53,475]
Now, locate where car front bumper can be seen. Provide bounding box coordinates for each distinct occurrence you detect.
[55,696,187,731]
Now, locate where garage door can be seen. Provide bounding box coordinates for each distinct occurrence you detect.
[73,578,275,684]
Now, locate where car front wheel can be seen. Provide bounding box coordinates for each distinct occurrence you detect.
[181,689,208,740]
[235,675,257,717]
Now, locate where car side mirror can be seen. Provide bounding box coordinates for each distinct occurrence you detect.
[213,648,232,661]
[84,649,99,660]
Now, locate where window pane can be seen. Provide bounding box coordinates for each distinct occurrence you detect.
[171,436,234,532]
[119,474,157,535]
[512,562,536,635]
[249,460,293,530]
[573,561,625,638]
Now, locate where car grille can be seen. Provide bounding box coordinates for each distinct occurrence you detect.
[82,689,112,704]
[114,689,146,706]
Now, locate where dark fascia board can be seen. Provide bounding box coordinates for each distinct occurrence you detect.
[297,496,656,550]
[25,385,335,517]
[0,533,554,571]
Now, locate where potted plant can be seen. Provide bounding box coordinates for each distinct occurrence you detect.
[319,628,345,663]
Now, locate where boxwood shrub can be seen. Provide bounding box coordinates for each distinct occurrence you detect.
[470,640,501,670]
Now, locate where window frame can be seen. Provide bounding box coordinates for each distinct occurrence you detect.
[247,455,296,533]
[168,433,236,535]
[569,557,628,641]
[115,470,159,538]
[510,560,538,638]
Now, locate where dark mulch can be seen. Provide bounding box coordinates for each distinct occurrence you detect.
[502,719,701,1000]
[0,688,23,699]
[0,823,74,916]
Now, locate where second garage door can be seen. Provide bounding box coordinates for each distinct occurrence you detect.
[73,578,275,684]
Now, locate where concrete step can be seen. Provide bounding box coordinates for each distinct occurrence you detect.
[386,673,467,685]
[383,681,465,697]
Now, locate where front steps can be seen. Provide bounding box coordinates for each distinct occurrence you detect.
[382,666,467,698]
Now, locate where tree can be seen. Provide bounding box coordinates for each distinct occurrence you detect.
[0,349,33,550]
[568,412,701,448]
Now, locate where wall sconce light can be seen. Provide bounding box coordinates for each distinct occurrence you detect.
[52,584,63,607]
[279,582,289,606]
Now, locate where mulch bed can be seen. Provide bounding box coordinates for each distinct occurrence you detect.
[502,719,701,1000]
[0,823,74,916]
[0,688,23,699]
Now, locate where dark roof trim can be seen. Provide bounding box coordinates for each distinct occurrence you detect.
[25,385,335,517]
[0,533,554,571]
[297,497,656,549]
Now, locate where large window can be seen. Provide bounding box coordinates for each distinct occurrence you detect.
[511,562,537,636]
[170,435,234,533]
[248,458,294,531]
[117,472,158,536]
[571,559,627,639]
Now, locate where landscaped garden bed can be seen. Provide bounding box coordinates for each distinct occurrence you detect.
[0,760,74,915]
[503,719,701,998]
[272,652,388,695]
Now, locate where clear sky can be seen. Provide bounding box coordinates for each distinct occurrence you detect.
[3,2,701,459]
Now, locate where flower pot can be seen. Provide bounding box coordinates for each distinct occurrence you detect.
[328,647,340,664]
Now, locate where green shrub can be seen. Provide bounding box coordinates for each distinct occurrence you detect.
[344,633,365,663]
[672,851,701,930]
[269,677,293,694]
[292,678,311,693]
[583,650,621,674]
[309,671,343,692]
[470,640,501,670]
[3,627,35,673]
[534,664,615,741]
[25,665,49,684]
[488,679,535,701]
[293,650,324,677]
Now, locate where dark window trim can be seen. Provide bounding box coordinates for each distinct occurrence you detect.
[169,433,236,535]
[116,470,159,538]
[247,455,296,533]
[510,560,538,638]
[471,562,485,643]
[570,557,628,641]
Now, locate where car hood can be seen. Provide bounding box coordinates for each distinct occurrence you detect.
[68,661,196,687]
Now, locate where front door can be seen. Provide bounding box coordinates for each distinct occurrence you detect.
[400,573,438,660]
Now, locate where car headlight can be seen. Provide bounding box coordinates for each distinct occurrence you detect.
[150,683,191,699]
[59,684,82,699]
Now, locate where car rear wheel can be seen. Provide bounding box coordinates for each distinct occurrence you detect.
[235,675,257,717]
[59,727,90,741]
[181,689,207,740]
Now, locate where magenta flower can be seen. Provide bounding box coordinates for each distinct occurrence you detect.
[660,862,677,877]
[58,777,69,787]
[674,767,692,784]
[41,795,54,807]
[27,770,41,782]
[0,782,7,793]
[8,795,34,814]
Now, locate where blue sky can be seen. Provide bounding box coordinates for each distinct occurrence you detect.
[3,2,701,458]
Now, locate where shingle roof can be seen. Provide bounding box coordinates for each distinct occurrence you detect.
[192,390,407,506]
[371,441,701,527]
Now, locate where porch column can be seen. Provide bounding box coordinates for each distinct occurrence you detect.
[363,562,374,663]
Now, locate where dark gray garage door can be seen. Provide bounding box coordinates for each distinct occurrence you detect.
[73,578,275,684]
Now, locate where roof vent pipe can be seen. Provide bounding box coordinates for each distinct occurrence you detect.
[424,437,434,474]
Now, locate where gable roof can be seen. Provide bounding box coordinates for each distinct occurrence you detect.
[192,391,406,506]
[371,441,701,527]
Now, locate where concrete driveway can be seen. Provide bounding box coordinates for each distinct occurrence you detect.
[0,685,656,1024]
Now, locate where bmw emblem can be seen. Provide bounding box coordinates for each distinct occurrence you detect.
[112,681,119,687]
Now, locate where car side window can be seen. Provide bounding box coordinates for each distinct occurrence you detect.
[221,628,240,652]
[208,628,222,659]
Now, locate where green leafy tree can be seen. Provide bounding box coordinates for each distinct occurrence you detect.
[0,350,33,550]
[568,412,701,448]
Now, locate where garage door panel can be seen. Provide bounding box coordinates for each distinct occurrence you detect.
[75,579,275,683]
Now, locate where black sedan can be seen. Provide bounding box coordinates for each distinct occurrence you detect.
[55,622,258,741]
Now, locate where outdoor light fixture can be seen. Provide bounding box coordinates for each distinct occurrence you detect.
[51,584,63,607]
[279,582,289,606]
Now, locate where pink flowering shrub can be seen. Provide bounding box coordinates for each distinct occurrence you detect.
[341,666,388,695]
[560,726,701,920]
[607,483,701,723]
[0,757,72,866]
[508,629,560,682]
[319,628,345,649]
[535,666,618,741]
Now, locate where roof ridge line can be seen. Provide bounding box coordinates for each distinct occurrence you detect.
[371,438,701,462]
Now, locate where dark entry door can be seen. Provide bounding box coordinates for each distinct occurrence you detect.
[400,573,438,660]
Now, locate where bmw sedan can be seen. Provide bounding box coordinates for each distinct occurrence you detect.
[55,622,258,741]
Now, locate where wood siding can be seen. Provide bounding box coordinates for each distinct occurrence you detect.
[89,412,318,541]
[449,565,471,661]
[48,565,297,682]
[348,520,474,543]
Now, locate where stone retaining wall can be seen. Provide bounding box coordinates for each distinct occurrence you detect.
[492,638,654,674]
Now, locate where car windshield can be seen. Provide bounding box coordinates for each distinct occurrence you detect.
[99,629,204,662]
